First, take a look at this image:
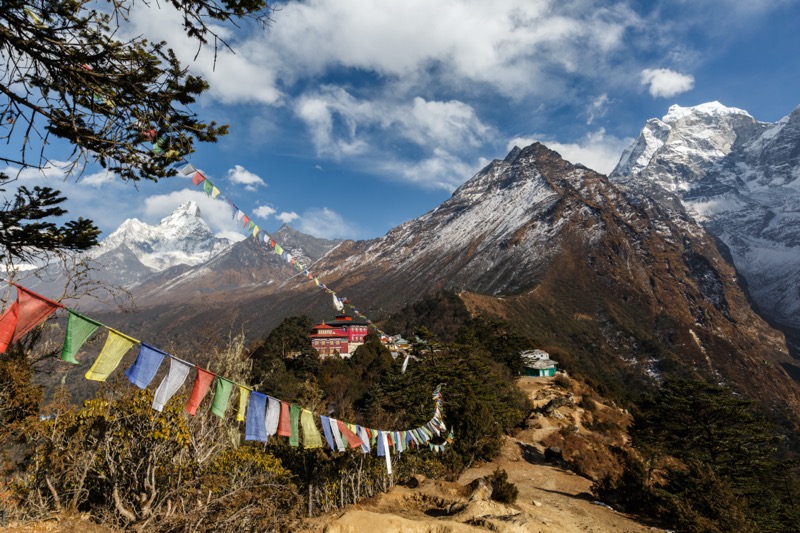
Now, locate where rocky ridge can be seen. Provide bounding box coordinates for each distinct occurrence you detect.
[611,102,800,348]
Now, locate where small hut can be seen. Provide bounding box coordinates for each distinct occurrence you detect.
[520,349,558,377]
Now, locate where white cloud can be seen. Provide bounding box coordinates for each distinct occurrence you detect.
[252,205,276,219]
[295,87,494,185]
[377,149,488,191]
[143,189,244,240]
[276,211,299,224]
[226,165,266,191]
[297,208,358,239]
[640,68,695,98]
[586,94,610,125]
[81,170,118,187]
[507,129,633,175]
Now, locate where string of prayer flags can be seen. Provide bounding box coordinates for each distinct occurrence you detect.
[301,409,323,449]
[0,284,61,353]
[211,377,235,418]
[245,392,268,442]
[236,385,251,422]
[61,310,101,364]
[152,357,192,411]
[125,343,167,389]
[85,329,137,381]
[186,368,215,416]
[1,282,451,476]
[265,397,281,437]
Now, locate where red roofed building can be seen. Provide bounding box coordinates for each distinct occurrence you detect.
[309,311,369,358]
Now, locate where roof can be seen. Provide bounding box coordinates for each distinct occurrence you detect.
[326,316,369,326]
[526,360,558,369]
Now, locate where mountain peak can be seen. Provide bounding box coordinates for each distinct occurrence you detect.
[662,101,752,124]
[92,201,232,272]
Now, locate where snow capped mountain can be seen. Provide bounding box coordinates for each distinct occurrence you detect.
[611,102,800,340]
[91,201,234,272]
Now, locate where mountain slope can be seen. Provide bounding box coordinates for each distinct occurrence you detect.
[611,102,800,351]
[304,142,800,425]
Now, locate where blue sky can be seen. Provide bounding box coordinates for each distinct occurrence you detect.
[2,0,799,244]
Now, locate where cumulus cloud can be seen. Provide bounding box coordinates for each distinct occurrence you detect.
[507,129,633,175]
[252,205,276,219]
[226,165,266,190]
[640,68,695,98]
[297,208,359,239]
[143,189,245,241]
[276,211,299,224]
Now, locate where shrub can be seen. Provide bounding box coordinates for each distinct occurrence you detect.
[487,468,518,504]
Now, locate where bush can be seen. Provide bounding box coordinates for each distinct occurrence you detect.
[486,468,518,504]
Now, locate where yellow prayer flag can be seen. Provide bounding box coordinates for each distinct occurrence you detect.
[236,385,250,422]
[301,409,323,449]
[85,329,137,381]
[211,187,221,199]
[253,226,260,239]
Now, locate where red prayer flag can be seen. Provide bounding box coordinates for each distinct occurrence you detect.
[0,286,60,353]
[0,301,20,353]
[185,367,215,416]
[337,420,363,449]
[192,171,206,185]
[278,401,292,437]
[242,215,250,228]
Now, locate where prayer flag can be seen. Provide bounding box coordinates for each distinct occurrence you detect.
[236,386,250,422]
[211,377,234,418]
[245,392,268,442]
[381,432,392,475]
[275,244,283,255]
[246,221,255,232]
[333,294,343,312]
[301,409,323,449]
[180,163,196,176]
[329,417,346,452]
[203,180,213,196]
[85,329,136,381]
[289,404,301,447]
[242,215,250,228]
[265,397,280,436]
[278,401,292,437]
[211,187,221,199]
[61,310,100,364]
[357,426,371,453]
[337,420,363,449]
[0,285,60,353]
[185,368,215,415]
[152,357,191,411]
[125,343,166,389]
[320,416,335,450]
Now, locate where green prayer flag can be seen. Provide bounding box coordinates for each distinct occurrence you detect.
[300,409,323,449]
[61,310,100,364]
[203,180,213,196]
[289,404,301,447]
[236,386,250,422]
[274,244,283,255]
[211,377,234,418]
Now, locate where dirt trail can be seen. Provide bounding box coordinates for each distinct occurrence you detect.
[305,376,663,533]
